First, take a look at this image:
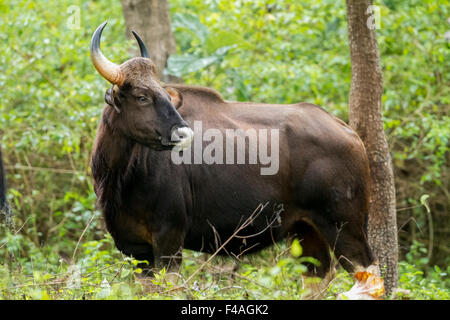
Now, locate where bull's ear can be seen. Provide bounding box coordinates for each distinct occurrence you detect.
[105,86,121,113]
[165,87,183,109]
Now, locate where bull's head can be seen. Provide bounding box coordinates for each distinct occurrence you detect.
[90,22,193,150]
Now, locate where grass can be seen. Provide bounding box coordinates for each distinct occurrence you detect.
[1,232,448,300]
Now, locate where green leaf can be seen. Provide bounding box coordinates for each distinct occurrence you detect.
[420,194,430,213]
[172,13,209,44]
[290,239,303,258]
[166,45,236,77]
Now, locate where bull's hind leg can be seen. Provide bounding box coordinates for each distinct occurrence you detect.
[308,203,384,299]
[294,159,377,274]
[289,221,335,299]
[307,213,376,275]
[311,207,376,274]
[293,157,382,298]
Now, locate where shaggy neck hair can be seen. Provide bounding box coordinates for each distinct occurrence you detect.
[91,106,151,235]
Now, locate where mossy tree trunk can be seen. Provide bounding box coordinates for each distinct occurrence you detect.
[345,0,398,295]
[120,0,179,82]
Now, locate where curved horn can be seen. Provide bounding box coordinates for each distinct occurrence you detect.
[131,30,150,58]
[90,21,124,85]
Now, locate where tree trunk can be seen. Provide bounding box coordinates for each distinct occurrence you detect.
[345,0,398,295]
[120,0,179,82]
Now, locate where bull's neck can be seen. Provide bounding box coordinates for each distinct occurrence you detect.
[100,126,133,170]
[94,107,136,171]
[91,109,142,227]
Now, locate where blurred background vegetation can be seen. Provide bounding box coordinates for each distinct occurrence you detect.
[0,0,448,299]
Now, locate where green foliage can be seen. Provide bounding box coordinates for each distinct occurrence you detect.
[0,0,448,300]
[0,0,128,259]
[167,13,237,77]
[395,241,450,300]
[2,236,447,300]
[0,238,313,300]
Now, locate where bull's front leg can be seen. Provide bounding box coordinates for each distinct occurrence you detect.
[151,223,185,285]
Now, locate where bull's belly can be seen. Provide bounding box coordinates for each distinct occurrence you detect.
[183,202,286,255]
[183,228,283,255]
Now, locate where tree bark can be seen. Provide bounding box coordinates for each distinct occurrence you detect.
[345,0,398,295]
[120,0,178,82]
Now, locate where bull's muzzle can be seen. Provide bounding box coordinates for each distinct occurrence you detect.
[170,126,194,150]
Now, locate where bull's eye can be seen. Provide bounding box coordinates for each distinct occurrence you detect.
[138,96,147,103]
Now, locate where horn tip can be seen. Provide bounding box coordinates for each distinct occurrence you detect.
[94,21,108,36]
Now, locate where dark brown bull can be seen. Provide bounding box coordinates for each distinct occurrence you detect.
[90,22,382,297]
